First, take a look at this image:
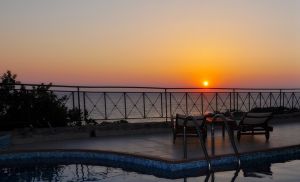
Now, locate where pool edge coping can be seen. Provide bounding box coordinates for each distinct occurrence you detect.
[1,144,300,164]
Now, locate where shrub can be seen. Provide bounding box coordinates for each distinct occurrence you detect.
[0,70,94,130]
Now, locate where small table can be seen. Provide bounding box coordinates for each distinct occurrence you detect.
[205,114,237,156]
[206,116,225,136]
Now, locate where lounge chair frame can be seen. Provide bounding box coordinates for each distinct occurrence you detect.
[172,114,207,143]
[237,112,273,141]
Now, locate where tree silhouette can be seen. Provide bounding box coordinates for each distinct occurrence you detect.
[0,70,90,130]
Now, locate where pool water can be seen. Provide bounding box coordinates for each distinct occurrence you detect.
[0,160,300,181]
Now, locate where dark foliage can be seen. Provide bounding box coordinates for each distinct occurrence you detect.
[250,106,299,114]
[0,70,93,130]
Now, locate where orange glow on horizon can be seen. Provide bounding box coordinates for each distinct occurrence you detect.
[0,1,299,88]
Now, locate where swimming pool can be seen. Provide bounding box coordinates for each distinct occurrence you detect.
[0,159,300,181]
[0,146,300,181]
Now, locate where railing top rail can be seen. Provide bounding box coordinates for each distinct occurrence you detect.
[1,83,300,91]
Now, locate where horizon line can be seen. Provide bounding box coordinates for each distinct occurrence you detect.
[1,82,300,91]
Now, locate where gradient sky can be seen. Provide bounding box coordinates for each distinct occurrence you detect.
[0,0,299,88]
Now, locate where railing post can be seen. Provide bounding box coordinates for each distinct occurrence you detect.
[169,92,172,118]
[143,92,146,118]
[248,92,251,112]
[279,89,282,107]
[260,92,262,108]
[124,92,127,119]
[292,92,294,109]
[72,91,75,110]
[160,92,163,117]
[77,87,81,120]
[282,92,286,108]
[236,92,239,111]
[201,92,204,115]
[185,92,188,115]
[229,92,232,112]
[233,89,236,111]
[215,92,218,112]
[83,92,86,121]
[104,92,107,120]
[165,89,168,123]
[270,92,272,108]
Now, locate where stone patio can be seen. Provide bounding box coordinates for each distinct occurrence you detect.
[6,116,300,161]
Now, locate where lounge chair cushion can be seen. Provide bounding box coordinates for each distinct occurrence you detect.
[176,114,205,126]
[242,112,272,125]
[175,114,186,126]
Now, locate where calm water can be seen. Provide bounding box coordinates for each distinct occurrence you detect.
[0,160,300,181]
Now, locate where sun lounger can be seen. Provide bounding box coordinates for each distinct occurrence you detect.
[237,112,273,141]
[172,114,207,143]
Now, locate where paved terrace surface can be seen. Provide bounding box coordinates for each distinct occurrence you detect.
[7,117,300,161]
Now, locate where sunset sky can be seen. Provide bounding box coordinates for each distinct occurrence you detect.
[0,1,299,88]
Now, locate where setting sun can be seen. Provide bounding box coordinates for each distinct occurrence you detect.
[203,81,209,87]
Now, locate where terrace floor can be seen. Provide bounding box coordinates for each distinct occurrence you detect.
[7,117,300,161]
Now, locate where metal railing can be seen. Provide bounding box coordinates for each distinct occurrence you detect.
[1,83,300,123]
